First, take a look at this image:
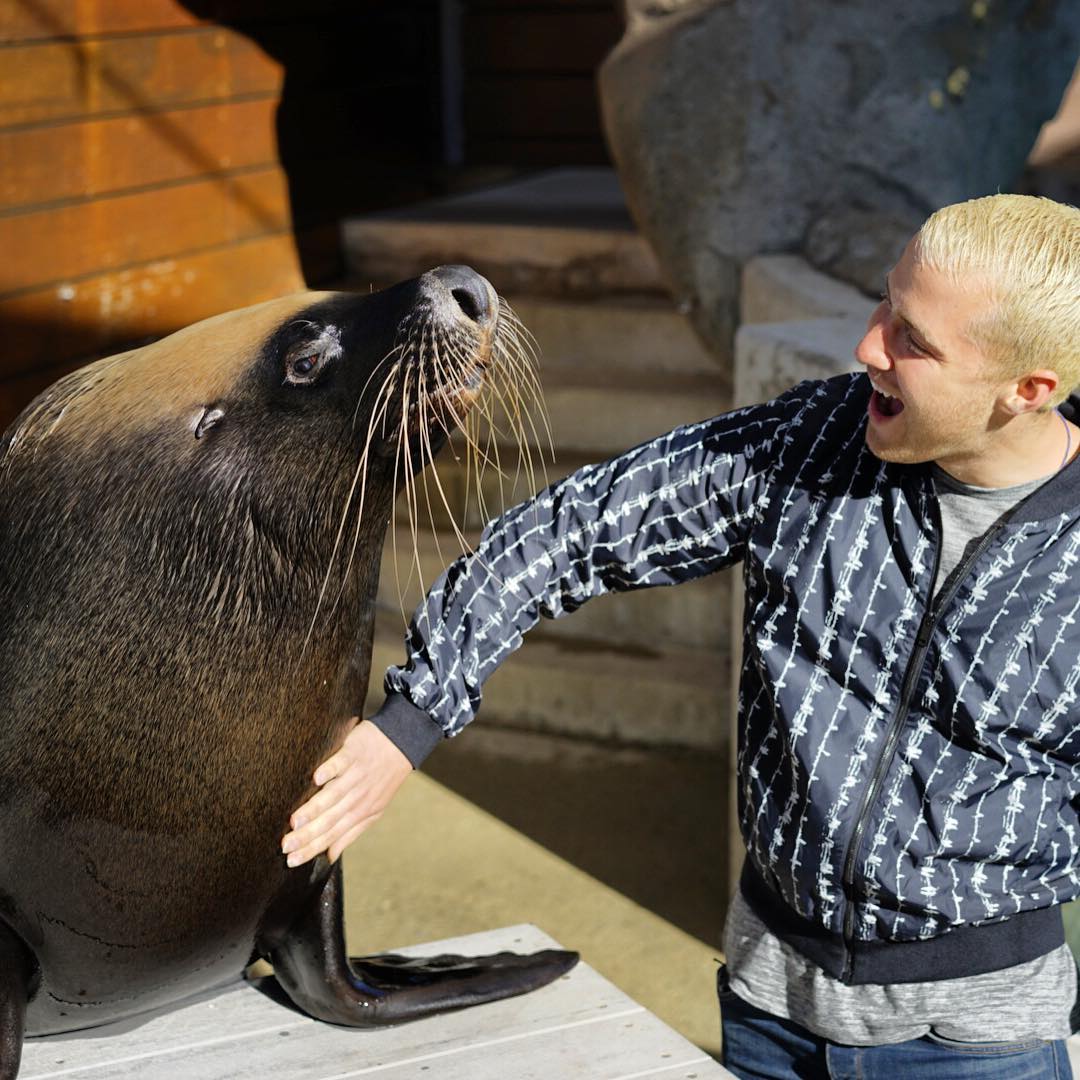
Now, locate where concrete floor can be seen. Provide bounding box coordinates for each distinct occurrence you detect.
[340,742,728,1060]
[424,726,730,946]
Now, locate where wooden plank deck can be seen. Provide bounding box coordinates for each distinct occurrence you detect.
[20,925,731,1079]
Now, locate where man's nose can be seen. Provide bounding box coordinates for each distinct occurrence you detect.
[855,303,890,371]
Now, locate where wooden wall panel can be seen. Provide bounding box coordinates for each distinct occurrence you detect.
[0,1,202,43]
[0,2,444,424]
[0,166,291,295]
[0,233,308,383]
[0,98,279,210]
[0,27,282,127]
[0,0,385,42]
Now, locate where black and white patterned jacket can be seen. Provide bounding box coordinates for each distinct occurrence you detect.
[373,372,1080,984]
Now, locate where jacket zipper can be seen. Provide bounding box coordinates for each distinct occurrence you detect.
[836,513,1007,982]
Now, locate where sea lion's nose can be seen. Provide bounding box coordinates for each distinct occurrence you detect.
[424,265,495,326]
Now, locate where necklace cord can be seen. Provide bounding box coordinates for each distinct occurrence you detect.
[1058,409,1072,472]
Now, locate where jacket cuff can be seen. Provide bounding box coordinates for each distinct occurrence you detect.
[368,691,445,768]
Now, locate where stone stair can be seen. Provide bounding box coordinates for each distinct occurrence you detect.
[342,168,731,751]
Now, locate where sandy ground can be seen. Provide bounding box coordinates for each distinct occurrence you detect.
[339,728,731,1059]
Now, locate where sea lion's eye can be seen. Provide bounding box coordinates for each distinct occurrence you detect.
[284,346,326,385]
[283,327,342,387]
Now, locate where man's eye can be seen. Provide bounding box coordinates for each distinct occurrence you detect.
[903,328,927,355]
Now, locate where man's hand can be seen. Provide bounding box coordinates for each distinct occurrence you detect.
[281,719,413,867]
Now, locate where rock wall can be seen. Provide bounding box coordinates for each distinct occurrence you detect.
[599,0,1080,361]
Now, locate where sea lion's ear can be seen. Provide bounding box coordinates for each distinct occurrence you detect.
[193,405,226,440]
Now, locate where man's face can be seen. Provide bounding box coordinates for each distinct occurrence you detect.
[855,240,1007,475]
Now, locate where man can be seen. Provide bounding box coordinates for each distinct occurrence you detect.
[282,194,1080,1077]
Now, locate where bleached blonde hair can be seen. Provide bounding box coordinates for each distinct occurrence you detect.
[914,193,1080,406]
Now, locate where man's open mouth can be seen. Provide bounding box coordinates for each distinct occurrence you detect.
[871,388,905,418]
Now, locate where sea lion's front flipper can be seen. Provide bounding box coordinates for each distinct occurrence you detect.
[0,922,35,1080]
[264,863,578,1026]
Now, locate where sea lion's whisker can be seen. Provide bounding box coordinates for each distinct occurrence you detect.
[353,362,400,436]
[498,297,541,352]
[304,372,398,646]
[493,361,548,496]
[387,368,416,621]
[317,287,550,638]
[351,351,403,432]
[315,349,402,617]
[426,344,484,553]
[493,331,550,439]
[493,337,553,494]
[331,377,399,622]
[497,316,542,380]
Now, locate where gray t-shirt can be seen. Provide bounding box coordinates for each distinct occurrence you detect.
[724,464,1077,1046]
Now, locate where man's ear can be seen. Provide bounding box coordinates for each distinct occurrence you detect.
[999,370,1059,416]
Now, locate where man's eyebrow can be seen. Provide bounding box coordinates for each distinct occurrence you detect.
[882,272,943,357]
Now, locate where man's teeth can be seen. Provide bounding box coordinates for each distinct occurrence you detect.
[873,387,905,417]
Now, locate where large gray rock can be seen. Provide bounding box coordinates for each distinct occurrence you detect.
[599,0,1080,361]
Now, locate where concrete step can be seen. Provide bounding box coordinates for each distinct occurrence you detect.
[741,254,876,325]
[527,369,728,458]
[507,294,723,379]
[367,612,728,751]
[390,446,573,533]
[733,315,864,408]
[378,525,732,656]
[341,167,669,299]
[391,366,727,503]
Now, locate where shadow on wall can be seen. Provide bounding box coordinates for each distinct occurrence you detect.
[176,1,447,285]
[0,315,108,434]
[0,1,454,431]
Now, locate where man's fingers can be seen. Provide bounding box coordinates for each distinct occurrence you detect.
[312,747,351,788]
[281,720,412,866]
[289,809,378,868]
[289,764,365,830]
[329,820,374,864]
[285,774,364,847]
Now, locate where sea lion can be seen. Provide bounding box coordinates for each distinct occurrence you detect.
[0,266,574,1077]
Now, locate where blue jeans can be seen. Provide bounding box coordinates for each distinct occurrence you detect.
[718,971,1073,1079]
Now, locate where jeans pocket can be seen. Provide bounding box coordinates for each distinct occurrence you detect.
[926,1032,1049,1056]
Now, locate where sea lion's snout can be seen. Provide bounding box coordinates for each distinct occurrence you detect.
[388,264,504,436]
[417,264,497,331]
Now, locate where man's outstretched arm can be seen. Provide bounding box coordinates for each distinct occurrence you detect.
[282,388,807,865]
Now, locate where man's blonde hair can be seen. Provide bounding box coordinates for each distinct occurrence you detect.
[914,193,1080,406]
